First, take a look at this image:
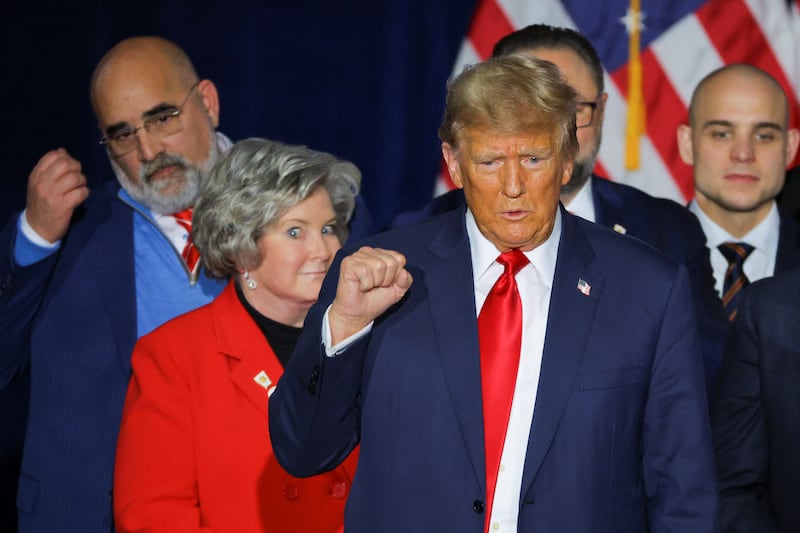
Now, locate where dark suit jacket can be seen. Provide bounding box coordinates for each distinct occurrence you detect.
[114,281,357,533]
[712,266,800,533]
[270,208,718,532]
[387,176,727,399]
[776,207,800,273]
[0,182,139,533]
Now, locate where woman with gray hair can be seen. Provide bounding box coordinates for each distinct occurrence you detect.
[113,138,360,533]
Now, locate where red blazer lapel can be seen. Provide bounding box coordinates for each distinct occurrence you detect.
[211,281,285,419]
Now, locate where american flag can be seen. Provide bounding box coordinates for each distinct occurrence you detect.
[437,0,800,204]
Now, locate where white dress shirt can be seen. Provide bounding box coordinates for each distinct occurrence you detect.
[467,209,560,532]
[689,200,780,296]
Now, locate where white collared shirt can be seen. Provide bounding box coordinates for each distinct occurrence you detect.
[689,200,780,296]
[466,209,560,532]
[562,177,596,222]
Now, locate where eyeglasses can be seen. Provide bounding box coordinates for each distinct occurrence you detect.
[576,97,600,129]
[99,81,201,156]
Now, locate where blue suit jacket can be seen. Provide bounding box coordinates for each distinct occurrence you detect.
[270,208,719,532]
[712,266,800,533]
[387,176,727,400]
[0,182,138,533]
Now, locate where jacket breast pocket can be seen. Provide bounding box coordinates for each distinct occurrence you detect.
[577,366,641,390]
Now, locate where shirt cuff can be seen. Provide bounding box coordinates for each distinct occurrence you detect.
[15,210,61,267]
[322,305,373,357]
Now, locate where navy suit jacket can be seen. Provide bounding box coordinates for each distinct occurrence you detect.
[387,176,727,399]
[271,207,719,532]
[712,266,800,532]
[0,178,376,533]
[0,182,138,533]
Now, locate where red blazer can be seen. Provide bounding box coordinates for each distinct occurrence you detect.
[114,281,358,533]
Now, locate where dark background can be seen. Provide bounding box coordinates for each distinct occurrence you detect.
[0,0,477,231]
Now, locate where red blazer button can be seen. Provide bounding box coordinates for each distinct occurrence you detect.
[330,481,348,499]
[283,484,300,500]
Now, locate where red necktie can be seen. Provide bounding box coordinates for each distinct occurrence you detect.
[172,208,200,276]
[478,248,529,530]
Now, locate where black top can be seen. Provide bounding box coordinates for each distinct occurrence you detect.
[234,281,302,368]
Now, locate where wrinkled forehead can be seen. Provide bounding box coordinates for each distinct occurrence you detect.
[452,110,563,152]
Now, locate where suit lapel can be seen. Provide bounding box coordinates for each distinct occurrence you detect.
[424,209,487,489]
[521,212,605,492]
[92,196,138,376]
[213,282,282,419]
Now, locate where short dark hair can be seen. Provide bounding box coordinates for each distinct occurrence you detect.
[492,24,604,95]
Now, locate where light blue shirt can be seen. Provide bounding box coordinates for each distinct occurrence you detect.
[14,133,231,337]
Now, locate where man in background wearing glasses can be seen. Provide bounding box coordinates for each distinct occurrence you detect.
[389,24,727,402]
[0,36,226,533]
[0,35,374,533]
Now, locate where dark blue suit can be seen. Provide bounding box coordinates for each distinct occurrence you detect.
[0,181,375,533]
[388,175,727,400]
[0,182,138,533]
[270,208,718,532]
[712,266,800,532]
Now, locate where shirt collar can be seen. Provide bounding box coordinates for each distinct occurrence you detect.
[689,199,780,256]
[465,207,561,289]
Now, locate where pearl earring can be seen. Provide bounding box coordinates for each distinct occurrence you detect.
[243,271,257,290]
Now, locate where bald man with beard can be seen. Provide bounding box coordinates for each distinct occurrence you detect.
[0,36,231,533]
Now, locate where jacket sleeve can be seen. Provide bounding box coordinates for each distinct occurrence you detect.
[269,256,364,478]
[0,214,58,388]
[711,292,780,533]
[642,266,720,532]
[113,332,216,533]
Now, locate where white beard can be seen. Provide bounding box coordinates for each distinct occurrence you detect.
[110,124,220,215]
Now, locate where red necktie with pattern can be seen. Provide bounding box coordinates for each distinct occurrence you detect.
[478,248,529,530]
[718,241,754,321]
[172,208,200,278]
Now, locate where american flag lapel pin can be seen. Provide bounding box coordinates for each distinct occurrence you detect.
[577,278,591,296]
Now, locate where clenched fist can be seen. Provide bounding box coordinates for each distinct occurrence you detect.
[328,246,413,344]
[26,149,90,243]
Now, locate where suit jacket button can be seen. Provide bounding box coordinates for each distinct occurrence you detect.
[473,500,484,514]
[283,484,300,500]
[330,481,348,499]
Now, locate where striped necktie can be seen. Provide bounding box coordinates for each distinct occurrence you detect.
[718,241,754,321]
[172,208,201,279]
